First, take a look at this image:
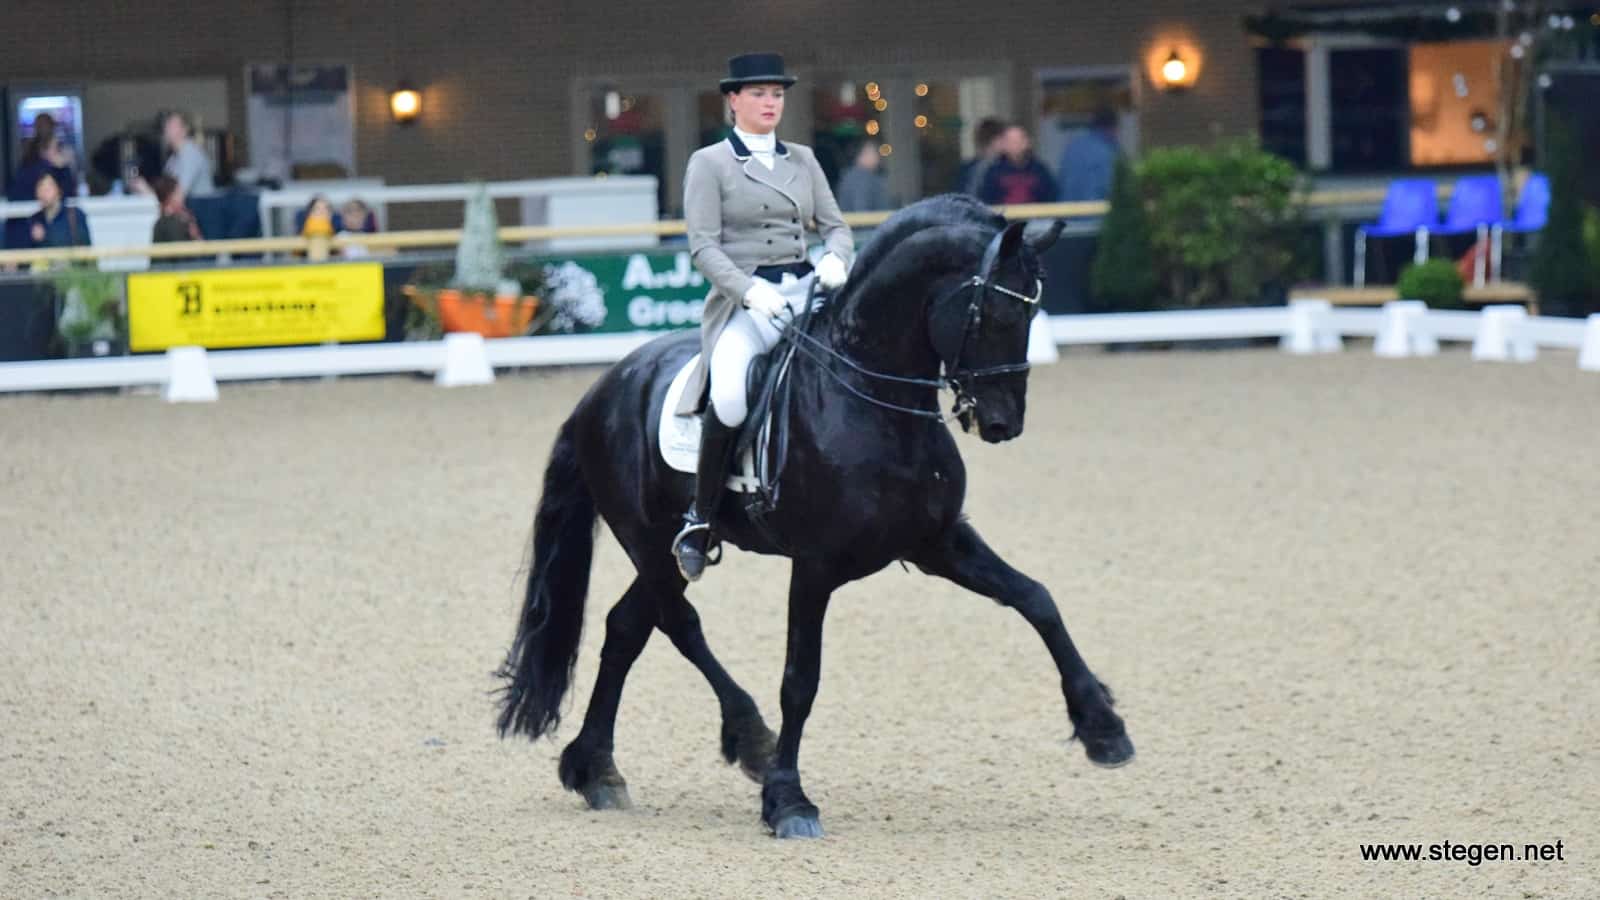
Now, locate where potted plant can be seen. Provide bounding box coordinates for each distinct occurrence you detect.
[1397,259,1465,309]
[48,263,125,358]
[403,182,542,338]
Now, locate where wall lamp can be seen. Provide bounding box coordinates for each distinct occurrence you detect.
[390,81,422,125]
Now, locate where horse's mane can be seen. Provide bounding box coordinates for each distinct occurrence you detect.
[838,194,1004,306]
[825,194,1005,344]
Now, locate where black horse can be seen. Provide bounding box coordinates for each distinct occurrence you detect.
[495,193,1134,838]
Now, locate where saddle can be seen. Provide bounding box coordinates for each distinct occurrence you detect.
[658,292,820,530]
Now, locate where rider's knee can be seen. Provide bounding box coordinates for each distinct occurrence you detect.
[710,379,747,428]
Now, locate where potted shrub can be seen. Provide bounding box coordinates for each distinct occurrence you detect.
[1397,259,1465,309]
[403,182,542,337]
[1530,120,1595,318]
[1090,158,1158,314]
[48,263,125,358]
[1138,139,1308,311]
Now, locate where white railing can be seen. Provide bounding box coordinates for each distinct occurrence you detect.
[1,301,1597,402]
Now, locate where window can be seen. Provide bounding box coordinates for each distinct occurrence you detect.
[811,79,872,189]
[584,86,667,212]
[1035,67,1137,183]
[1408,40,1506,167]
[1257,48,1308,168]
[1329,48,1409,172]
[914,81,970,197]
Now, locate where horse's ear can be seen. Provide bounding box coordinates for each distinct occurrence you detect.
[998,220,1028,259]
[1024,219,1066,253]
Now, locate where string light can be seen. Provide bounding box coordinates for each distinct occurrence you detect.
[915,83,929,96]
[878,144,893,157]
[865,120,880,136]
[914,114,929,128]
[583,128,597,142]
[874,98,888,112]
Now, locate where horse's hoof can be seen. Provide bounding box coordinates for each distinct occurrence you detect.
[581,781,633,811]
[772,812,824,839]
[1082,731,1136,768]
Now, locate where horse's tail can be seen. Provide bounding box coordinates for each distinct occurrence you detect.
[495,416,596,742]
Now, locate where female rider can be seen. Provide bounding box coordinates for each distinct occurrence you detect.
[671,52,855,582]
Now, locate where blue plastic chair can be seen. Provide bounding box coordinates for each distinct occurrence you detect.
[1354,178,1438,287]
[1433,175,1505,285]
[1490,173,1550,283]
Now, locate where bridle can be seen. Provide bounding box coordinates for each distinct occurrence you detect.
[779,227,1040,424]
[939,227,1042,421]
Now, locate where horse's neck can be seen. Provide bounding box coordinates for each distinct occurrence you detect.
[826,278,946,386]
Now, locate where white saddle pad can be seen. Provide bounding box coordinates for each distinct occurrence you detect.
[659,354,762,494]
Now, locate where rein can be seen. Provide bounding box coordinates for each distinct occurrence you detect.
[776,228,1041,423]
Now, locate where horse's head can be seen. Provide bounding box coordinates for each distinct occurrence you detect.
[928,218,1065,443]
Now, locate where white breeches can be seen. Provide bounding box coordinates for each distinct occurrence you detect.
[709,272,814,427]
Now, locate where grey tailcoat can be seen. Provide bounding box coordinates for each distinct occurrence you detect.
[674,132,855,416]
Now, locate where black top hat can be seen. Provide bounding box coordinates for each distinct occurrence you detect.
[720,53,797,93]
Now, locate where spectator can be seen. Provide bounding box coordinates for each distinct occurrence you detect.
[954,117,1007,196]
[27,172,91,249]
[151,176,202,242]
[6,113,77,248]
[835,141,893,212]
[1057,106,1120,204]
[132,110,214,198]
[336,197,377,258]
[978,125,1058,206]
[299,195,336,236]
[338,197,377,233]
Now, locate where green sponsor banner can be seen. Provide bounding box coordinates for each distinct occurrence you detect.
[533,244,847,336]
[536,250,709,335]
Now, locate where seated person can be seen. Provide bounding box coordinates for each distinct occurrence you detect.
[335,197,377,258]
[296,195,336,236]
[28,172,91,249]
[151,176,203,242]
[338,197,377,233]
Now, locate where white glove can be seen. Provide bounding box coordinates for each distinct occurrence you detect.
[816,252,849,290]
[742,279,788,319]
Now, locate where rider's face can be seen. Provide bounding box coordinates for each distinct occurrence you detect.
[728,84,785,135]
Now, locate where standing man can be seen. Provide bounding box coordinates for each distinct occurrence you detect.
[978,125,1058,206]
[1057,107,1120,204]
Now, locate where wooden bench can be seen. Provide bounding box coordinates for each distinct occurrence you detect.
[1289,283,1538,316]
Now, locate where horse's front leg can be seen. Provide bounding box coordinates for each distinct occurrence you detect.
[910,521,1134,767]
[761,561,838,839]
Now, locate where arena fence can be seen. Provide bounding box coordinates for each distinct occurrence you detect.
[1,300,1595,402]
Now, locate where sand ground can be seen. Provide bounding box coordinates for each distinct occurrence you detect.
[2,346,1596,899]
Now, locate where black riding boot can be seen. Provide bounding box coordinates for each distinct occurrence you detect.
[672,406,739,582]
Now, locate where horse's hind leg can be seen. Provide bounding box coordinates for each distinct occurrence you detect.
[910,521,1134,768]
[657,591,777,783]
[558,576,659,810]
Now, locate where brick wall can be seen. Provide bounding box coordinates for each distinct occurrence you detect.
[1,0,1275,198]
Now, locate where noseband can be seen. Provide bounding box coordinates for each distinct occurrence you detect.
[778,226,1040,425]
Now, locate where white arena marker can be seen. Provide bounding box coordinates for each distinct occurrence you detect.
[162,346,218,403]
[1374,300,1429,358]
[435,332,496,387]
[1580,314,1600,372]
[1026,309,1059,365]
[1472,305,1533,363]
[1281,299,1324,355]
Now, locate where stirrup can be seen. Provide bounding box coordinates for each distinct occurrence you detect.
[671,518,716,582]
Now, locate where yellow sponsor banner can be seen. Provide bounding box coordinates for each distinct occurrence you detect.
[128,262,386,351]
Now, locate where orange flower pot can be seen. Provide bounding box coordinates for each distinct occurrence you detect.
[434,289,540,338]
